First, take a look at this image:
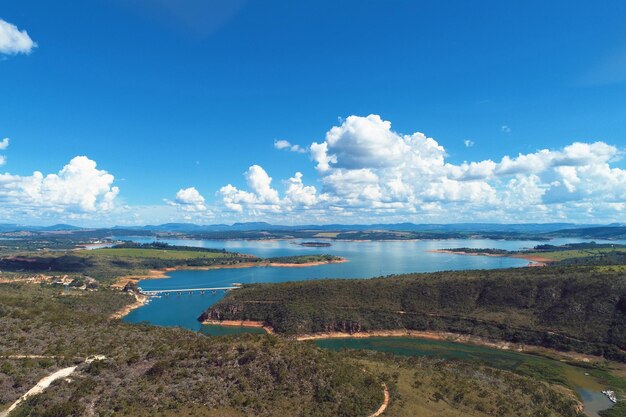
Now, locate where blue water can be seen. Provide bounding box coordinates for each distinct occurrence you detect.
[122,237,626,330]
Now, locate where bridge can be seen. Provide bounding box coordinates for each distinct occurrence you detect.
[139,286,239,296]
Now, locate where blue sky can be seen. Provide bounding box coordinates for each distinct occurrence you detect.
[1,1,625,225]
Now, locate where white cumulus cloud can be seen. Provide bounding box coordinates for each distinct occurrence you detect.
[274,139,307,153]
[0,138,8,166]
[172,187,207,212]
[0,156,119,217]
[0,19,37,55]
[218,165,281,213]
[215,114,626,223]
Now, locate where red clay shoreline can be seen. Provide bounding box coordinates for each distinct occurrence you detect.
[201,319,274,334]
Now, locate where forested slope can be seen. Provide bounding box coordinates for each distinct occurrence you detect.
[203,266,626,361]
[0,284,381,416]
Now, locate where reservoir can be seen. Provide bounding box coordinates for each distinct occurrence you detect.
[122,237,626,330]
[120,237,624,417]
[123,237,535,329]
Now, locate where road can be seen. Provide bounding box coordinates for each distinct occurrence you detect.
[0,356,105,417]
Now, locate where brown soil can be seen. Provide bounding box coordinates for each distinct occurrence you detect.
[368,383,389,417]
[110,293,148,320]
[201,319,274,334]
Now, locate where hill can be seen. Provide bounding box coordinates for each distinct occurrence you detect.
[203,266,626,361]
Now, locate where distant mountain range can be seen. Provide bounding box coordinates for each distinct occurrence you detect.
[0,223,85,232]
[1,222,625,236]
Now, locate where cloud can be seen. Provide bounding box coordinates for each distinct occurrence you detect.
[274,139,307,153]
[501,125,511,134]
[216,114,626,223]
[463,139,474,148]
[0,138,8,166]
[0,19,37,55]
[218,165,281,213]
[171,187,207,212]
[0,156,119,217]
[284,172,318,207]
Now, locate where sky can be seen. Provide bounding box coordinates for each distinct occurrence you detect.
[1,0,626,226]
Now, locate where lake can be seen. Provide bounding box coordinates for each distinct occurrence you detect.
[120,236,623,416]
[121,236,626,330]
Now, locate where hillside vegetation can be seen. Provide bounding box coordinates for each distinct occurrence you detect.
[0,284,382,417]
[0,284,586,417]
[352,352,582,417]
[0,244,341,284]
[204,266,626,361]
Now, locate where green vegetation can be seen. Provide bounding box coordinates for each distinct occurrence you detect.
[0,244,340,284]
[600,402,626,417]
[0,283,382,416]
[0,251,250,284]
[314,337,626,401]
[352,352,581,417]
[528,243,626,262]
[546,226,626,240]
[0,283,589,417]
[266,254,343,264]
[442,248,511,255]
[204,266,626,361]
[88,248,230,260]
[443,242,626,263]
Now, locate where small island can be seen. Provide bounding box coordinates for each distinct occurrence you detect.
[297,241,332,247]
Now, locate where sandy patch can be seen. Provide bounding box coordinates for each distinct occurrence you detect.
[110,293,148,320]
[201,319,273,334]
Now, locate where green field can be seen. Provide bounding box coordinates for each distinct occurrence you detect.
[0,246,341,284]
[527,247,626,261]
[85,247,234,260]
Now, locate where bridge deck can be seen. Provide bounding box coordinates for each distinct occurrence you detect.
[140,286,238,295]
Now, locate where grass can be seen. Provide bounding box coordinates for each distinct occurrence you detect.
[314,336,626,399]
[527,248,626,261]
[85,247,233,260]
[313,232,339,238]
[594,265,626,273]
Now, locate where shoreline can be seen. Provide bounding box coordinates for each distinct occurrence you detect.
[110,293,148,320]
[201,319,274,334]
[113,257,348,288]
[196,321,604,365]
[295,329,603,363]
[428,249,554,266]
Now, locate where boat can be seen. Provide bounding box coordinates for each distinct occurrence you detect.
[602,390,617,403]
